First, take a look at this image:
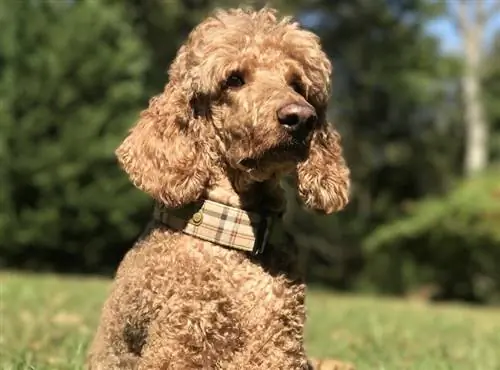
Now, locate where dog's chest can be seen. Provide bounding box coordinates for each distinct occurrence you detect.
[192,236,307,335]
[120,231,308,364]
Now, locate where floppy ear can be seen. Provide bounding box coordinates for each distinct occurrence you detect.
[296,120,350,214]
[115,82,211,208]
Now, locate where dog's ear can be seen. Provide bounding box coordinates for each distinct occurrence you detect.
[295,119,350,214]
[115,82,212,208]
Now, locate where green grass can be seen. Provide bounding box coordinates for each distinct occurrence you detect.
[1,272,499,370]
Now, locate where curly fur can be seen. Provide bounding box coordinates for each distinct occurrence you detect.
[88,7,351,370]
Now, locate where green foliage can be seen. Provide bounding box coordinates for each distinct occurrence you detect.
[484,35,500,160]
[0,0,151,272]
[364,169,500,302]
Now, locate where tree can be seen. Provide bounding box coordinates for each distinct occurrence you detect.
[449,0,500,177]
[359,3,500,302]
[0,0,150,272]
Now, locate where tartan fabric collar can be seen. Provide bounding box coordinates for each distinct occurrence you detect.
[153,199,277,255]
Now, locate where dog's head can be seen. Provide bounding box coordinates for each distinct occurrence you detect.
[116,8,349,214]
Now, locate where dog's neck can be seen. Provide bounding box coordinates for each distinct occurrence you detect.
[206,168,287,213]
[152,168,287,255]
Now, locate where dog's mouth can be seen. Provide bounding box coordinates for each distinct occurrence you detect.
[238,138,310,170]
[234,120,314,173]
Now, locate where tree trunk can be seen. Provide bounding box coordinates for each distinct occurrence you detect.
[456,0,489,177]
[462,32,488,177]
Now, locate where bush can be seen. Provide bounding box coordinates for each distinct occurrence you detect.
[364,169,500,303]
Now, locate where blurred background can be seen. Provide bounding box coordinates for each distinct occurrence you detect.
[1,0,499,305]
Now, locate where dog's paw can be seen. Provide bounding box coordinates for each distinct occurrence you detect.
[308,357,356,370]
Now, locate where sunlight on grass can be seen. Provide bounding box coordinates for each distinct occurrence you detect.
[1,272,499,370]
[305,292,500,369]
[0,272,109,370]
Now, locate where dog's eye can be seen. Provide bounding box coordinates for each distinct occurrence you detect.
[225,73,245,88]
[290,81,304,95]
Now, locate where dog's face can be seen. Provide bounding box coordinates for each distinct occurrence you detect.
[213,59,326,180]
[172,9,332,180]
[116,8,349,214]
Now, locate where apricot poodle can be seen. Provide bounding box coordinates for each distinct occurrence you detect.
[87,7,352,370]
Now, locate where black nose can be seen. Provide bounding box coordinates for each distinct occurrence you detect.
[277,103,317,131]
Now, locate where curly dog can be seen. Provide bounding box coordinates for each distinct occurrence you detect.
[88,7,351,370]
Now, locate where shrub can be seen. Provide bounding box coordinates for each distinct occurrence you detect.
[364,169,500,303]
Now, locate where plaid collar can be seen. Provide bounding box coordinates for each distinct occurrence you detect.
[153,199,278,255]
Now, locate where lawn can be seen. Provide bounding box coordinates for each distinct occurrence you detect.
[1,272,499,370]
